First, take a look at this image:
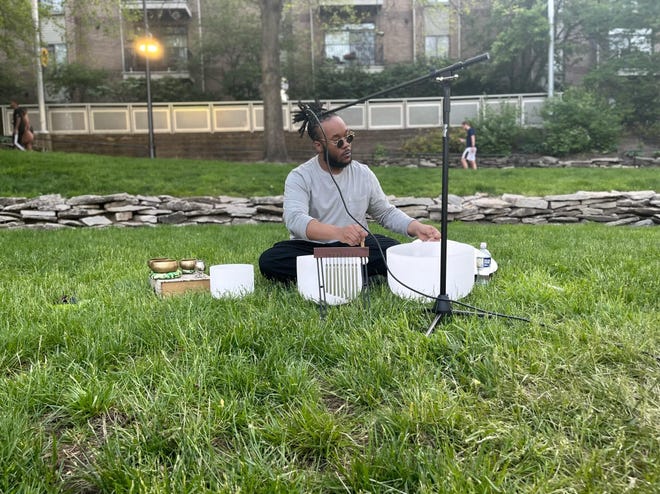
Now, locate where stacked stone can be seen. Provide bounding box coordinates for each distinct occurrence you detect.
[373,155,660,169]
[1,190,658,229]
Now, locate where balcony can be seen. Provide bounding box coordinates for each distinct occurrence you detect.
[123,47,191,79]
[320,1,382,5]
[123,1,192,19]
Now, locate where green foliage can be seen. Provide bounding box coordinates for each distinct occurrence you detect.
[400,128,463,156]
[372,144,388,160]
[582,54,660,133]
[514,126,546,154]
[400,103,536,158]
[0,70,26,104]
[112,77,205,103]
[475,103,522,155]
[0,1,34,65]
[541,89,622,156]
[200,0,262,100]
[45,63,111,102]
[0,1,40,102]
[478,0,549,92]
[298,60,456,101]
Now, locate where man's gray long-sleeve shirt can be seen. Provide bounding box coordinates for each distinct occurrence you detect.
[283,156,414,242]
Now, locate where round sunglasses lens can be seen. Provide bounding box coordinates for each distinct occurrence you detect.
[335,134,354,147]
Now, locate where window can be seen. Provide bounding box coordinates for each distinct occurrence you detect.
[325,23,376,66]
[41,0,64,13]
[48,43,68,65]
[423,3,450,59]
[161,26,189,70]
[609,28,652,56]
[125,22,189,73]
[425,35,449,59]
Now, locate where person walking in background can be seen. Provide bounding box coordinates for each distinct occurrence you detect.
[258,102,440,284]
[10,100,33,151]
[460,120,477,169]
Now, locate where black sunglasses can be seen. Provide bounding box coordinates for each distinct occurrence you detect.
[323,132,355,148]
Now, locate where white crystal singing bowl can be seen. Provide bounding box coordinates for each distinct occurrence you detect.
[387,240,476,301]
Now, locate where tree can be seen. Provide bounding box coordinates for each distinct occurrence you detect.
[197,0,262,100]
[451,0,658,132]
[0,1,34,63]
[0,1,40,101]
[259,0,288,162]
[459,0,549,93]
[559,0,659,135]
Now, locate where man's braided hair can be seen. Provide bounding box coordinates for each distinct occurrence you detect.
[292,101,335,141]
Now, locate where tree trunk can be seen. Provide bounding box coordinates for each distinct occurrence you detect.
[259,0,289,162]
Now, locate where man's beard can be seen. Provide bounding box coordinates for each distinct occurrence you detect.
[324,147,351,169]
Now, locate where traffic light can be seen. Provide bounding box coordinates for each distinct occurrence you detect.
[40,47,49,67]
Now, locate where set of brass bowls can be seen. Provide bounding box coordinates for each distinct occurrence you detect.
[148,258,198,273]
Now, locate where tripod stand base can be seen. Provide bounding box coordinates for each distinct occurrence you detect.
[425,294,452,336]
[424,294,489,336]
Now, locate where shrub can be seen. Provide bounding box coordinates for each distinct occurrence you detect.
[540,88,622,156]
[515,127,545,154]
[475,102,523,155]
[400,128,463,155]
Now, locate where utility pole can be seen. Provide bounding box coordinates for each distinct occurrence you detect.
[31,0,50,149]
[548,0,555,97]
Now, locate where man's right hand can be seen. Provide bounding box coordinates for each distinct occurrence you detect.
[336,224,368,246]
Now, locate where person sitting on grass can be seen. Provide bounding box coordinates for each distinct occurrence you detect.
[258,102,440,284]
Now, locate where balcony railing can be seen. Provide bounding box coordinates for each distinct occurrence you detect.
[123,47,191,77]
[122,1,192,18]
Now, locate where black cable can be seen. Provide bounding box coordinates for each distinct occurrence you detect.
[303,105,532,325]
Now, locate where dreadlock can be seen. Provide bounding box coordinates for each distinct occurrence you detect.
[292,101,335,141]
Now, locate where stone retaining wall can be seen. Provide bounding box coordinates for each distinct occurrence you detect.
[375,154,660,169]
[1,191,658,229]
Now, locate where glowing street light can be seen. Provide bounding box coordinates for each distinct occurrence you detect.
[134,35,161,158]
[135,37,162,59]
[135,0,162,158]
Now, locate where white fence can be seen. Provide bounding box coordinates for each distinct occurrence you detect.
[2,94,548,136]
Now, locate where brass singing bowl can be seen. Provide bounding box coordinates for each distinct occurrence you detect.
[148,258,178,273]
[179,258,197,271]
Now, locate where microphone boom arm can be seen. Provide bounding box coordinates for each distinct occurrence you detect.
[326,53,490,115]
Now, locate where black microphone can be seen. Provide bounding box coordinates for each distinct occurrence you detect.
[462,53,490,68]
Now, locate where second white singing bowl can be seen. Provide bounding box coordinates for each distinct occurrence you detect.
[209,264,255,299]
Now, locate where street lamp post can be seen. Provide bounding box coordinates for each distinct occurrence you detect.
[138,0,159,158]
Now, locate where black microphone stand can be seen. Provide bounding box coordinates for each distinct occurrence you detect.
[425,72,481,336]
[322,54,532,335]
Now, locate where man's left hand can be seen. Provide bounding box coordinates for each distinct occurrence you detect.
[408,220,441,241]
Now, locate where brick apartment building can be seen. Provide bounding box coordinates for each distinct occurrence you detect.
[38,0,474,100]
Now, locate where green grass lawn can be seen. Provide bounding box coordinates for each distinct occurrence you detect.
[2,150,658,198]
[1,221,658,492]
[1,150,659,491]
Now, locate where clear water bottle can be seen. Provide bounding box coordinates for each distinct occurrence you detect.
[475,242,492,285]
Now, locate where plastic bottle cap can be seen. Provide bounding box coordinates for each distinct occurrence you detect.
[480,242,487,249]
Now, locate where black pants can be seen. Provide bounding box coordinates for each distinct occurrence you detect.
[259,234,400,284]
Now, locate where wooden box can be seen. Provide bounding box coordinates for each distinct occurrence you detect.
[150,273,210,297]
